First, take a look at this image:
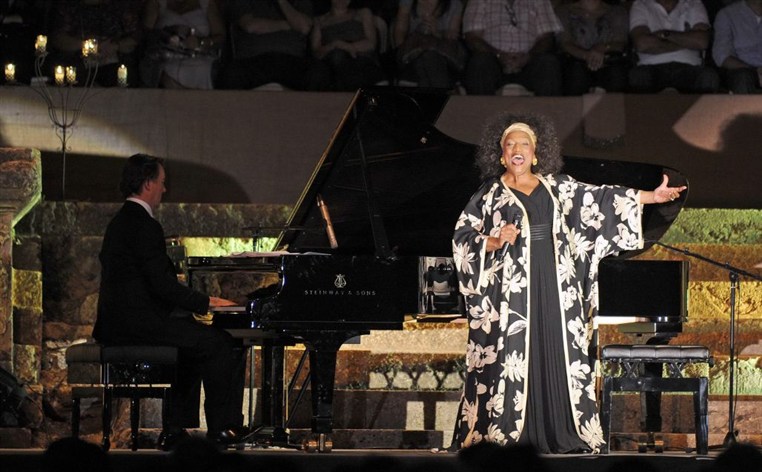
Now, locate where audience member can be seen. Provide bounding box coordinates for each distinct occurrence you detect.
[628,0,720,93]
[309,0,384,91]
[140,0,226,89]
[457,442,552,472]
[556,0,630,94]
[709,442,762,472]
[461,0,563,96]
[712,0,762,93]
[218,0,328,90]
[49,0,143,87]
[43,437,111,472]
[392,0,465,90]
[0,0,49,85]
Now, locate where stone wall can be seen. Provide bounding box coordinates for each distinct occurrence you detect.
[0,148,41,447]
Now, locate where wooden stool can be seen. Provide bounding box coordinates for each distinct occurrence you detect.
[65,343,178,451]
[600,344,712,455]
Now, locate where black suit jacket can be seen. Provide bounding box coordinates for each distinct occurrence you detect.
[93,201,209,344]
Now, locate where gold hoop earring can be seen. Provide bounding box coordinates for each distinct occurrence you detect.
[532,158,538,166]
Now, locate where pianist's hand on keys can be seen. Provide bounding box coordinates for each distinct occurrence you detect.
[194,297,238,325]
[210,296,237,307]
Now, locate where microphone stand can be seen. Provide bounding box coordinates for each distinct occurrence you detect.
[651,241,762,448]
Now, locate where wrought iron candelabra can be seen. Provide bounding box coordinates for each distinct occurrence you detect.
[26,36,100,199]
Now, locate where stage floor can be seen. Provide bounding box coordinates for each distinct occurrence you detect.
[0,448,719,472]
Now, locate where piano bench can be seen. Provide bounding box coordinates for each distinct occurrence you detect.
[66,343,105,439]
[599,344,713,455]
[66,343,178,451]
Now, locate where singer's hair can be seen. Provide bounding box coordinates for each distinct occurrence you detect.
[119,153,165,198]
[474,112,563,181]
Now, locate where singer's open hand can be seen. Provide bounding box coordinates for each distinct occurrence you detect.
[643,174,687,204]
[499,223,521,246]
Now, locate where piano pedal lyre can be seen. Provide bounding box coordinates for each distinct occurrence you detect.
[303,433,333,453]
[637,432,664,453]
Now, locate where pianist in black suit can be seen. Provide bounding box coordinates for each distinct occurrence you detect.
[92,154,245,449]
[450,114,686,454]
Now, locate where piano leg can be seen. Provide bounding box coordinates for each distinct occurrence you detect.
[301,331,364,453]
[248,340,289,446]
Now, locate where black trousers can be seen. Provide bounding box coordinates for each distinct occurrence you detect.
[105,317,245,433]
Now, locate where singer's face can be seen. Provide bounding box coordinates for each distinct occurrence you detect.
[501,131,535,177]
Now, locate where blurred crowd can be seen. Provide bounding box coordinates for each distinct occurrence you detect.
[39,435,762,472]
[1,0,760,95]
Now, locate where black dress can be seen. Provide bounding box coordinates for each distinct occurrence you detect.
[514,184,589,453]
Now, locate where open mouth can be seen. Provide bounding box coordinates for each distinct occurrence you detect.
[511,155,525,166]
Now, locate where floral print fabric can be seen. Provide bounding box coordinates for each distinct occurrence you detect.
[451,173,644,452]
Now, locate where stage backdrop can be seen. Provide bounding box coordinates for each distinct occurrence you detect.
[0,87,760,208]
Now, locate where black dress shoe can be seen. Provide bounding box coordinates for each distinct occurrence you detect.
[157,428,190,451]
[207,427,245,447]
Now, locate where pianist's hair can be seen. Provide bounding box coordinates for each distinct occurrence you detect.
[119,153,165,198]
[475,112,563,181]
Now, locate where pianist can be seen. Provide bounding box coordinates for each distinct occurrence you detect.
[92,154,246,450]
[450,114,686,454]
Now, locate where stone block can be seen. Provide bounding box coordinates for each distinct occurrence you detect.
[0,427,32,448]
[289,428,445,450]
[43,323,94,342]
[287,390,460,430]
[41,236,101,324]
[663,209,762,245]
[13,344,40,384]
[0,148,42,225]
[13,307,42,346]
[12,235,41,271]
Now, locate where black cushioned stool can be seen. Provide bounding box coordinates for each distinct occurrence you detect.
[101,345,178,451]
[66,343,178,451]
[600,344,712,455]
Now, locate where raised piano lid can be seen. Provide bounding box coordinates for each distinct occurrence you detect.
[276,88,688,259]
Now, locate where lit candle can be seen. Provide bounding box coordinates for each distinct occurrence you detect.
[5,63,15,83]
[117,64,128,87]
[35,35,47,54]
[54,65,64,86]
[66,66,77,84]
[82,39,98,57]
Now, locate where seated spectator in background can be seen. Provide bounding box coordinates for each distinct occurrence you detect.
[461,0,563,96]
[628,0,719,93]
[392,0,465,90]
[218,0,328,90]
[49,0,143,87]
[556,0,630,95]
[1,0,49,85]
[140,0,225,89]
[310,0,384,91]
[712,0,762,93]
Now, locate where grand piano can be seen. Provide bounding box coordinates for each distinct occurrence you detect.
[187,88,688,452]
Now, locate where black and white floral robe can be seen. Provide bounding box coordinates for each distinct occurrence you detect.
[450,173,644,452]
